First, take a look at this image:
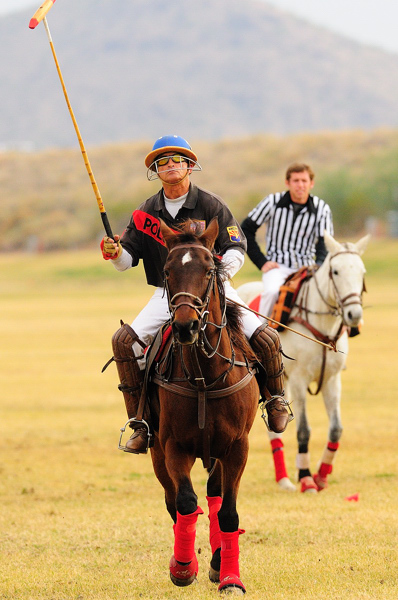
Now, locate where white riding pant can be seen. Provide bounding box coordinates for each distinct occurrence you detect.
[260,265,296,321]
[131,282,261,369]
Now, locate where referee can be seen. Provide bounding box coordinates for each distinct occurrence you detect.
[241,163,334,319]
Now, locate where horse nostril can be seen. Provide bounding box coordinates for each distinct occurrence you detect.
[348,311,353,321]
[172,319,199,343]
[190,320,199,334]
[172,321,182,337]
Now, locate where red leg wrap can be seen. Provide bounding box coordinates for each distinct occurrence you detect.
[271,438,289,482]
[318,462,333,478]
[173,507,203,564]
[206,496,222,554]
[327,441,339,452]
[218,529,246,593]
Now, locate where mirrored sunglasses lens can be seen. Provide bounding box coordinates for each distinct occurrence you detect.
[157,155,186,166]
[171,155,184,163]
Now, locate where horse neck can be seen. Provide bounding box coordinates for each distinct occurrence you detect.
[296,257,343,337]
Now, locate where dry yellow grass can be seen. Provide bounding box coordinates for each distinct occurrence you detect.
[0,240,397,599]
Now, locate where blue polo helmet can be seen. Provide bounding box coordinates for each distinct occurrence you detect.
[145,135,198,169]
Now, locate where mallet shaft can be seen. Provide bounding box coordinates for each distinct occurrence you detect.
[42,18,113,238]
[230,299,340,352]
[30,5,114,239]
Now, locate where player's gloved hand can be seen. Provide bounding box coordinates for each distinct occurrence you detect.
[100,235,122,260]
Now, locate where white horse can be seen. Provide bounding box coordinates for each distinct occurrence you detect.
[237,232,370,493]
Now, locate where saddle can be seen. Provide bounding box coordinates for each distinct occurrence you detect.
[269,266,317,331]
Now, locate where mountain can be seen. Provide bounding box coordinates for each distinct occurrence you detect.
[2,0,398,149]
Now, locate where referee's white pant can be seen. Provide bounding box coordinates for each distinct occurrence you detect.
[131,281,261,369]
[260,264,296,322]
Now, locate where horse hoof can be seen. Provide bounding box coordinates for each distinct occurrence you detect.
[209,565,220,583]
[169,554,198,587]
[277,477,297,492]
[313,473,328,491]
[300,476,318,494]
[209,547,221,583]
[218,575,246,595]
[170,573,197,587]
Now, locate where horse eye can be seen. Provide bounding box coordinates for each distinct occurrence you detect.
[164,269,170,278]
[333,269,339,276]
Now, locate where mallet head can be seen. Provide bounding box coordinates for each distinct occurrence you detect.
[29,0,57,30]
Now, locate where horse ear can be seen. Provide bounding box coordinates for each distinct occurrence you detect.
[355,233,371,256]
[324,230,342,255]
[159,219,176,249]
[200,217,219,250]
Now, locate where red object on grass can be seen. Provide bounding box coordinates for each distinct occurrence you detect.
[345,493,359,502]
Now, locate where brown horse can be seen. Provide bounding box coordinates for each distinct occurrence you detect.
[146,218,259,594]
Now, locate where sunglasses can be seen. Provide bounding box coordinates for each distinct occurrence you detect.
[156,154,188,167]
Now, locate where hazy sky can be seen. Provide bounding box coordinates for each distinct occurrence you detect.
[3,0,398,54]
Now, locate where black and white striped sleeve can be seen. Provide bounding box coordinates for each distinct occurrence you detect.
[316,199,334,238]
[241,194,276,270]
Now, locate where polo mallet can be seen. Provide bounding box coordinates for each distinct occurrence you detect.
[29,0,114,238]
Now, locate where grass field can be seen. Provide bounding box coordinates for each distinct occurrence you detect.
[1,238,397,599]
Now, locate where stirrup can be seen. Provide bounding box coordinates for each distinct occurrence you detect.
[260,396,294,432]
[118,418,152,453]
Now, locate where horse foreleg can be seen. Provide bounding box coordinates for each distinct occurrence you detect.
[217,437,249,595]
[169,507,204,586]
[150,438,177,522]
[268,432,296,492]
[291,381,318,494]
[314,375,343,491]
[164,443,202,587]
[207,459,222,583]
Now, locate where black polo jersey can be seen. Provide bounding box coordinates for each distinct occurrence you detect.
[120,183,246,287]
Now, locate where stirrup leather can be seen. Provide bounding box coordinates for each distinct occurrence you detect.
[260,396,294,432]
[118,418,152,453]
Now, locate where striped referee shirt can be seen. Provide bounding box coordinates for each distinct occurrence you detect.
[241,191,333,270]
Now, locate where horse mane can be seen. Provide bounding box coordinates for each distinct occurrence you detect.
[171,221,257,359]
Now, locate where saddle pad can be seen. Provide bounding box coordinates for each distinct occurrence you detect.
[270,267,311,330]
[154,325,173,361]
[248,294,261,312]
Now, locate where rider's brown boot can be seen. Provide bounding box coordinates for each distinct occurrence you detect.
[111,322,153,452]
[249,322,293,434]
[124,426,149,454]
[265,396,291,433]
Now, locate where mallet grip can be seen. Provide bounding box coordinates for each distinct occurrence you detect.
[29,0,56,29]
[101,213,114,239]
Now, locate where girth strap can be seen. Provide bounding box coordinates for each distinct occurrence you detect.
[152,369,257,402]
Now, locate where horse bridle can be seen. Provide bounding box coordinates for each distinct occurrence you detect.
[164,243,217,324]
[313,249,365,318]
[163,242,230,361]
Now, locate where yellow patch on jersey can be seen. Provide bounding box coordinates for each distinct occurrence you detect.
[227,226,241,243]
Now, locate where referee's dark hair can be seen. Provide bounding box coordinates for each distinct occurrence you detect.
[285,163,315,181]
